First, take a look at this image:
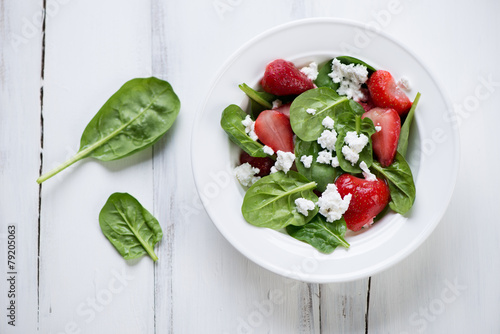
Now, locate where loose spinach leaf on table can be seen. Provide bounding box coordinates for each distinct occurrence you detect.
[372,152,416,214]
[287,214,349,254]
[397,92,421,157]
[220,104,267,157]
[334,112,376,174]
[289,87,350,141]
[314,56,376,90]
[294,137,341,192]
[242,171,318,229]
[37,77,180,183]
[99,193,163,261]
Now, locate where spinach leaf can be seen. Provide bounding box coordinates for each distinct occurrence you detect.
[286,214,349,253]
[335,112,376,173]
[294,137,341,192]
[335,56,377,72]
[37,77,180,183]
[314,56,376,90]
[220,104,267,157]
[242,171,318,229]
[99,193,163,261]
[398,92,421,157]
[239,83,275,109]
[289,87,350,141]
[372,152,416,214]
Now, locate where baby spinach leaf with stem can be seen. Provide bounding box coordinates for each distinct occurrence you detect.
[242,171,318,229]
[99,193,163,261]
[372,152,416,214]
[397,92,421,157]
[287,214,349,254]
[220,104,267,157]
[294,137,341,192]
[239,83,275,109]
[36,77,180,184]
[334,112,376,174]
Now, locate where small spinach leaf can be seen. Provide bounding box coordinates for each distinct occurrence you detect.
[335,112,376,173]
[37,77,180,183]
[398,92,421,157]
[335,56,377,72]
[314,59,338,90]
[239,83,275,110]
[286,214,349,253]
[242,171,318,229]
[99,193,163,261]
[372,152,416,214]
[220,104,267,157]
[294,137,341,192]
[289,87,349,141]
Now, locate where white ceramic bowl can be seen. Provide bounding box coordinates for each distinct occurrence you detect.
[191,18,459,283]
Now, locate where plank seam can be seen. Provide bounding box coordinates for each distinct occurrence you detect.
[364,277,372,334]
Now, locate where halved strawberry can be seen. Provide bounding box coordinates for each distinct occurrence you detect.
[362,107,401,167]
[275,102,291,118]
[335,174,390,232]
[254,109,294,153]
[239,151,274,177]
[261,59,314,96]
[367,70,412,115]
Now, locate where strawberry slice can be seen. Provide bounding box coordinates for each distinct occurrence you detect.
[239,151,274,177]
[367,70,412,115]
[254,109,294,153]
[362,107,401,167]
[261,59,314,96]
[335,174,390,232]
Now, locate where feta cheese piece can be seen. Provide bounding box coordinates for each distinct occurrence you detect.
[316,150,333,164]
[342,146,359,165]
[306,108,316,115]
[300,155,313,168]
[317,129,337,151]
[322,116,335,129]
[270,166,278,174]
[341,131,369,165]
[300,62,319,81]
[359,161,376,181]
[397,76,411,92]
[328,58,369,101]
[317,184,352,222]
[274,150,295,174]
[331,156,339,168]
[272,99,282,109]
[263,145,274,156]
[241,115,258,141]
[375,125,382,132]
[295,198,316,216]
[234,163,260,187]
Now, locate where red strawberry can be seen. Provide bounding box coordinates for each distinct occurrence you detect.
[254,109,294,153]
[239,151,274,177]
[261,59,314,96]
[362,107,401,167]
[275,102,291,118]
[367,70,412,115]
[335,174,390,232]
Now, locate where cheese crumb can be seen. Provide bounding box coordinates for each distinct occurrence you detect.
[328,58,368,101]
[274,151,295,174]
[359,161,376,181]
[263,145,274,156]
[342,131,369,165]
[398,76,411,92]
[234,163,260,187]
[300,62,319,81]
[322,116,335,129]
[331,156,339,168]
[270,166,278,174]
[317,184,352,222]
[317,129,337,151]
[300,155,313,168]
[272,99,282,109]
[375,126,382,132]
[295,198,316,216]
[316,150,333,164]
[306,108,316,115]
[342,146,359,165]
[242,115,258,141]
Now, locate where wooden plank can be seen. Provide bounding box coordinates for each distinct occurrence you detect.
[0,0,43,332]
[38,1,155,333]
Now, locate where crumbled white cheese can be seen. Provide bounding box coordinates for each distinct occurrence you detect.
[317,184,352,222]
[263,145,274,156]
[300,62,319,81]
[234,163,260,187]
[317,129,337,151]
[328,58,369,101]
[274,150,295,174]
[300,155,313,168]
[295,198,316,216]
[272,99,282,109]
[270,166,278,174]
[341,131,369,165]
[316,150,333,164]
[322,116,335,130]
[342,146,359,165]
[331,156,339,168]
[375,126,382,132]
[359,161,376,181]
[306,108,316,115]
[397,76,411,92]
[242,115,258,141]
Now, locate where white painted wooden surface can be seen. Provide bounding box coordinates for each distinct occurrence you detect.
[0,0,499,333]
